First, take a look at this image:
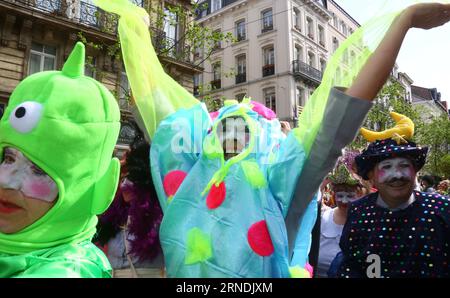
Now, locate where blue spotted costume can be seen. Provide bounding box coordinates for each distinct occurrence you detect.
[96,0,373,277]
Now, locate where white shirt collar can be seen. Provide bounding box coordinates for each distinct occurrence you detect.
[376,193,415,211]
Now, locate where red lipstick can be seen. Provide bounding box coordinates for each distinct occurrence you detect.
[0,200,22,214]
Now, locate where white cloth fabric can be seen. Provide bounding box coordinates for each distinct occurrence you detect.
[317,208,344,278]
[376,194,415,211]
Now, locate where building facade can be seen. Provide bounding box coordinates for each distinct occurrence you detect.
[0,0,199,151]
[195,0,359,125]
[411,85,449,122]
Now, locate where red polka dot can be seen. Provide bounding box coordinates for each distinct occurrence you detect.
[206,182,226,209]
[163,170,187,197]
[247,220,274,257]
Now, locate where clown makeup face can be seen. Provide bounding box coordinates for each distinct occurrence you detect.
[217,117,249,160]
[371,157,416,205]
[335,191,358,208]
[0,147,58,234]
[333,184,360,209]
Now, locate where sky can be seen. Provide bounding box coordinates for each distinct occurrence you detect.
[336,0,450,105]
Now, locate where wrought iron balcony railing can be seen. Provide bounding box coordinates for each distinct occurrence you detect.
[235,73,246,84]
[150,28,192,63]
[3,1,193,63]
[262,64,275,77]
[261,24,273,33]
[210,79,221,90]
[4,0,119,34]
[193,86,200,96]
[292,60,323,84]
[118,98,132,112]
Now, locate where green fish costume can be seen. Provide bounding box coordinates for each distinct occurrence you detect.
[0,42,121,277]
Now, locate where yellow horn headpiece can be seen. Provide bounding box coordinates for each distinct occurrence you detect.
[360,112,414,145]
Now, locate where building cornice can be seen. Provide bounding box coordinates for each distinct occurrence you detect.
[327,0,360,27]
[301,0,331,20]
[198,0,248,24]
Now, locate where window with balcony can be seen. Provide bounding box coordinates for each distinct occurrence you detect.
[296,87,305,107]
[193,74,202,96]
[211,0,222,13]
[236,55,247,84]
[119,72,131,111]
[293,8,301,31]
[236,19,246,42]
[333,13,339,28]
[332,37,339,52]
[318,25,325,47]
[236,93,246,102]
[194,46,202,59]
[343,50,349,64]
[261,9,273,33]
[28,42,57,75]
[306,17,314,40]
[35,0,61,13]
[213,29,222,51]
[335,67,342,84]
[163,7,178,56]
[80,0,99,27]
[320,58,326,74]
[263,87,276,113]
[308,52,316,68]
[84,56,96,78]
[262,46,275,77]
[350,50,356,64]
[294,45,303,62]
[130,0,144,6]
[341,21,347,35]
[212,63,222,89]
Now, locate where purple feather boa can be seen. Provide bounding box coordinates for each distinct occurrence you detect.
[99,180,163,262]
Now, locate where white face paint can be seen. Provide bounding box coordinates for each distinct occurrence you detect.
[0,147,58,202]
[376,157,414,184]
[217,117,249,154]
[335,191,358,204]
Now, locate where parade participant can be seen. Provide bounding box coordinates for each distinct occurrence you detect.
[437,180,449,197]
[96,134,164,278]
[96,0,450,277]
[421,175,436,193]
[0,42,121,277]
[317,159,364,278]
[337,112,450,278]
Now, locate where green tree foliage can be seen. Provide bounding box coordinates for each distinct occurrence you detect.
[417,114,450,177]
[77,0,234,105]
[438,154,450,179]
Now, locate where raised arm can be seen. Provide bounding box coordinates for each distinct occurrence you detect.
[347,3,450,101]
[95,0,199,139]
[285,2,450,256]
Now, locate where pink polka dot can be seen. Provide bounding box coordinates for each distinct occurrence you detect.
[210,111,220,121]
[163,170,187,197]
[247,220,274,257]
[250,101,276,120]
[206,182,226,209]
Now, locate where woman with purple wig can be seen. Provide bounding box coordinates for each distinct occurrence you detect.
[95,133,164,278]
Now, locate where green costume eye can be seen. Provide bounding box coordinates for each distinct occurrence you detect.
[9,101,43,133]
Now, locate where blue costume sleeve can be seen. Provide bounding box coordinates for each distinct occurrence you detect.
[267,133,306,217]
[285,88,373,255]
[290,195,318,268]
[150,104,211,213]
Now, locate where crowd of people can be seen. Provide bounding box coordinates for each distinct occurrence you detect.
[0,0,449,278]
